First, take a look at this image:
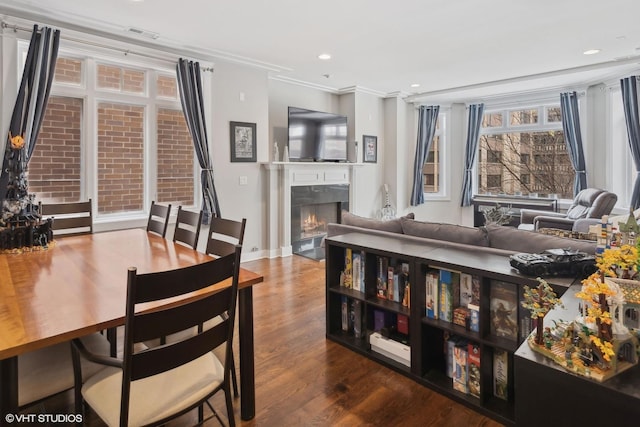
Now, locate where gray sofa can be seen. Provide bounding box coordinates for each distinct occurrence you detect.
[327,212,597,256]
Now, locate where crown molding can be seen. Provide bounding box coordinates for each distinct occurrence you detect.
[269,75,340,94]
[338,85,387,98]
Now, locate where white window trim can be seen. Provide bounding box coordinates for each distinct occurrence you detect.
[423,109,449,201]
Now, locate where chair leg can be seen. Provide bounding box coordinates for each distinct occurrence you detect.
[230,353,239,398]
[224,381,236,427]
[106,327,117,357]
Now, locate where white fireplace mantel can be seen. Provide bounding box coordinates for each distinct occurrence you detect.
[263,161,362,257]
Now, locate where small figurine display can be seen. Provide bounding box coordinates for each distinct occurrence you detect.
[522,245,640,383]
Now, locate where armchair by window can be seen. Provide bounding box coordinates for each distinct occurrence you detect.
[519,188,617,231]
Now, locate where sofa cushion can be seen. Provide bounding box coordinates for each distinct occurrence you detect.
[341,211,414,234]
[485,224,596,254]
[400,217,489,247]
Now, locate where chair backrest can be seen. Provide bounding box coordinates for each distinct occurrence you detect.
[40,199,93,237]
[205,217,246,258]
[586,191,618,219]
[146,201,172,238]
[120,246,242,425]
[173,206,203,249]
[566,188,617,220]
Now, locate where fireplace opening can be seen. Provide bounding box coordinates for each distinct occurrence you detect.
[291,184,349,260]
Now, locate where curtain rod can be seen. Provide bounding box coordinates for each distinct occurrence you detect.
[1,22,214,72]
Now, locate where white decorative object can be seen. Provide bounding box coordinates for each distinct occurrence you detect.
[283,146,289,162]
[273,141,279,162]
[379,184,396,220]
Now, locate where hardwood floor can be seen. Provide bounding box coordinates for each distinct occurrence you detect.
[38,255,503,426]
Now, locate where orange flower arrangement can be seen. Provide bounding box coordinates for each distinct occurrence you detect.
[9,132,25,150]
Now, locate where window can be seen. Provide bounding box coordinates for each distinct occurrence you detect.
[486,174,502,188]
[422,113,445,195]
[477,104,573,199]
[487,150,502,163]
[28,96,83,202]
[27,51,196,219]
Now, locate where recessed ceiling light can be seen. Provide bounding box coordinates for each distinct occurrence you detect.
[410,83,421,88]
[583,49,601,55]
[318,53,331,60]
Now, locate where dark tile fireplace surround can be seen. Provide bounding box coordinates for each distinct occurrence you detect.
[291,184,349,260]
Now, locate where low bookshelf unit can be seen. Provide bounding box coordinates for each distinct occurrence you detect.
[325,232,574,425]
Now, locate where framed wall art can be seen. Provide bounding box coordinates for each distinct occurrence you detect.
[363,135,377,163]
[230,121,257,162]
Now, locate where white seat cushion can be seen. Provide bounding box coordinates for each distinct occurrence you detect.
[82,352,224,427]
[18,333,111,407]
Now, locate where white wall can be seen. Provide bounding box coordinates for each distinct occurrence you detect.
[210,61,269,260]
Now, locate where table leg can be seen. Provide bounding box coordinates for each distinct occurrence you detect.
[238,286,255,421]
[0,356,18,427]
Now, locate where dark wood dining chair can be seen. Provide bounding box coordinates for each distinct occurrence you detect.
[173,206,203,249]
[17,333,112,410]
[205,217,246,396]
[206,217,247,258]
[40,199,93,237]
[146,201,172,238]
[71,246,242,427]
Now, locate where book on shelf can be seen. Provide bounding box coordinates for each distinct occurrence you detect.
[373,309,383,332]
[392,272,400,302]
[467,343,481,398]
[387,266,395,302]
[468,303,480,333]
[376,257,388,299]
[453,306,470,329]
[341,296,349,332]
[452,342,468,394]
[398,263,409,304]
[445,334,463,378]
[493,349,508,400]
[344,248,353,289]
[439,269,460,322]
[471,275,481,306]
[460,273,474,307]
[352,251,364,293]
[353,300,363,339]
[425,269,439,319]
[397,313,409,335]
[490,281,518,341]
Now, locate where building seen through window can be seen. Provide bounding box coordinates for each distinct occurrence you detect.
[477,106,574,199]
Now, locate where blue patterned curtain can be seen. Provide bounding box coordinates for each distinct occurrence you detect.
[460,103,484,207]
[621,76,640,209]
[560,91,587,196]
[176,59,220,222]
[410,106,440,206]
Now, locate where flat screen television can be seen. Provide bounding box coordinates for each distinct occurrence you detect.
[287,107,348,162]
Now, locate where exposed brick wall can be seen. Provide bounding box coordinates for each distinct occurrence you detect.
[157,75,178,98]
[123,68,145,93]
[97,64,120,90]
[28,96,82,203]
[157,108,194,205]
[53,58,82,84]
[97,103,144,213]
[97,64,145,93]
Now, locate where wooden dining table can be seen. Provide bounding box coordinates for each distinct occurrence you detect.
[0,228,263,423]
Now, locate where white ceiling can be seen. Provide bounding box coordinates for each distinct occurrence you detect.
[2,0,640,102]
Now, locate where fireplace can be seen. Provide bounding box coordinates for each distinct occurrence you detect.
[291,184,349,260]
